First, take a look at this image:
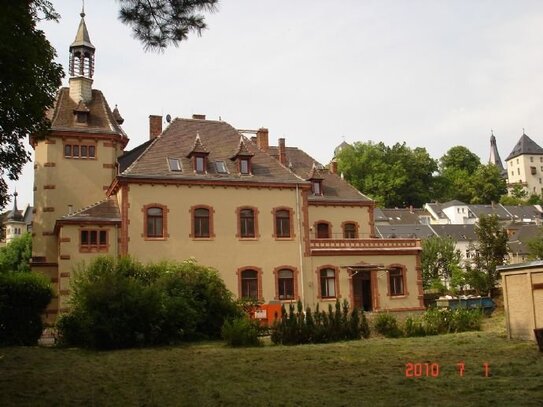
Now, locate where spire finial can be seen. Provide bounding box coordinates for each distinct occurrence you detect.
[81,0,85,18]
[523,128,526,135]
[491,129,494,136]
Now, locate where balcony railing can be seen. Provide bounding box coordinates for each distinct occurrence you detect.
[310,238,420,251]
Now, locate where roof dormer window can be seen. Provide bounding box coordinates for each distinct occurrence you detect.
[307,162,325,196]
[231,137,254,176]
[312,180,322,195]
[186,132,209,175]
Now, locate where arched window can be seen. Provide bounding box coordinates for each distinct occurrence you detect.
[146,207,163,238]
[343,222,357,239]
[241,269,259,299]
[239,208,255,238]
[320,268,337,298]
[194,208,210,238]
[277,269,294,300]
[316,222,330,239]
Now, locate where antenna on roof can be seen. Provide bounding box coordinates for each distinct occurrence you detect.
[166,114,171,123]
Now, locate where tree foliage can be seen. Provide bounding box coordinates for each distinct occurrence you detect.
[337,142,437,207]
[57,256,240,349]
[472,215,509,295]
[527,229,543,260]
[0,2,63,209]
[0,233,32,273]
[118,0,218,50]
[421,236,461,290]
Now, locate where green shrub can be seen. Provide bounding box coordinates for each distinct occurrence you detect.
[221,317,261,347]
[56,256,239,349]
[404,316,426,337]
[0,272,53,345]
[449,308,483,333]
[0,233,32,273]
[373,312,402,338]
[423,308,451,335]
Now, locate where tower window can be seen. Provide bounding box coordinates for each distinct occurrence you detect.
[64,143,97,159]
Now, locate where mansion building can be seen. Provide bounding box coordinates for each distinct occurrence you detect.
[31,11,424,322]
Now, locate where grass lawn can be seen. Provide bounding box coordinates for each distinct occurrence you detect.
[0,311,542,406]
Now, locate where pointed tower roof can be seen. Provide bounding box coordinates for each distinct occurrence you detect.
[505,133,543,161]
[71,8,95,50]
[186,133,209,157]
[488,131,505,171]
[6,191,23,222]
[230,137,254,160]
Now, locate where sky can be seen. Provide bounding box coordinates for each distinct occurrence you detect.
[6,0,543,210]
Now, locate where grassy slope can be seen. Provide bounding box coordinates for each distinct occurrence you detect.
[0,312,542,407]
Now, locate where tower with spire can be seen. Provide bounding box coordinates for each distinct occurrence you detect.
[488,131,506,176]
[30,8,129,321]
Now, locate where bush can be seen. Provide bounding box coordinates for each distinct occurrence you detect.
[0,233,32,273]
[271,300,370,345]
[0,272,53,345]
[423,308,451,335]
[404,316,426,337]
[56,256,240,349]
[222,317,261,347]
[449,308,483,333]
[373,312,402,338]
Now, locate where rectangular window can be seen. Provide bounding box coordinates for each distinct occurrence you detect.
[531,157,534,162]
[194,208,210,238]
[73,145,80,158]
[532,166,537,175]
[389,268,404,296]
[81,145,88,158]
[88,145,96,158]
[80,229,108,252]
[215,161,228,174]
[240,209,255,238]
[240,159,249,175]
[320,269,336,298]
[312,181,321,195]
[168,158,182,172]
[64,145,72,157]
[275,210,291,238]
[195,156,205,174]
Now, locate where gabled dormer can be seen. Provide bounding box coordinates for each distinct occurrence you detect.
[231,137,254,175]
[73,100,90,124]
[307,162,325,195]
[186,132,209,174]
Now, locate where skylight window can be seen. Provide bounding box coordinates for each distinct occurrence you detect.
[168,158,182,172]
[215,161,228,174]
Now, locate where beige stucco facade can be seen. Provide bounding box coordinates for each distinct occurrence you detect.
[500,263,543,341]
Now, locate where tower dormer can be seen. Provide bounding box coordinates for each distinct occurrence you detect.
[69,6,95,104]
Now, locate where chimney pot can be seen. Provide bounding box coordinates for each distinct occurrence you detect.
[149,115,162,140]
[256,128,269,152]
[330,160,338,174]
[278,138,287,166]
[192,114,206,120]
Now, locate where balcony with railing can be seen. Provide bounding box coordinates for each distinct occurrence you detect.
[309,232,421,254]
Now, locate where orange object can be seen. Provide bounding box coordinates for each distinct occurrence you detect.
[250,304,283,327]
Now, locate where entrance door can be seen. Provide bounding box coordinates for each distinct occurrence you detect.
[352,271,372,311]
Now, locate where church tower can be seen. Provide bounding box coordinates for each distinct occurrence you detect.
[31,8,129,321]
[488,131,505,176]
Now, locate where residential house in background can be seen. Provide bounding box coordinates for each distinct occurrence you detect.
[0,192,33,247]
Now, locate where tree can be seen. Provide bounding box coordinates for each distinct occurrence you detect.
[0,1,63,209]
[0,233,32,273]
[337,141,437,207]
[439,146,481,174]
[118,0,218,50]
[527,229,543,260]
[468,164,507,204]
[472,215,508,295]
[421,236,462,290]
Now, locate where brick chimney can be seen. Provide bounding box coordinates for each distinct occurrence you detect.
[149,115,162,139]
[256,128,269,152]
[278,138,287,166]
[330,159,338,174]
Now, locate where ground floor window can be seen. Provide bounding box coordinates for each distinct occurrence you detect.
[240,269,259,299]
[320,268,337,298]
[389,267,405,296]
